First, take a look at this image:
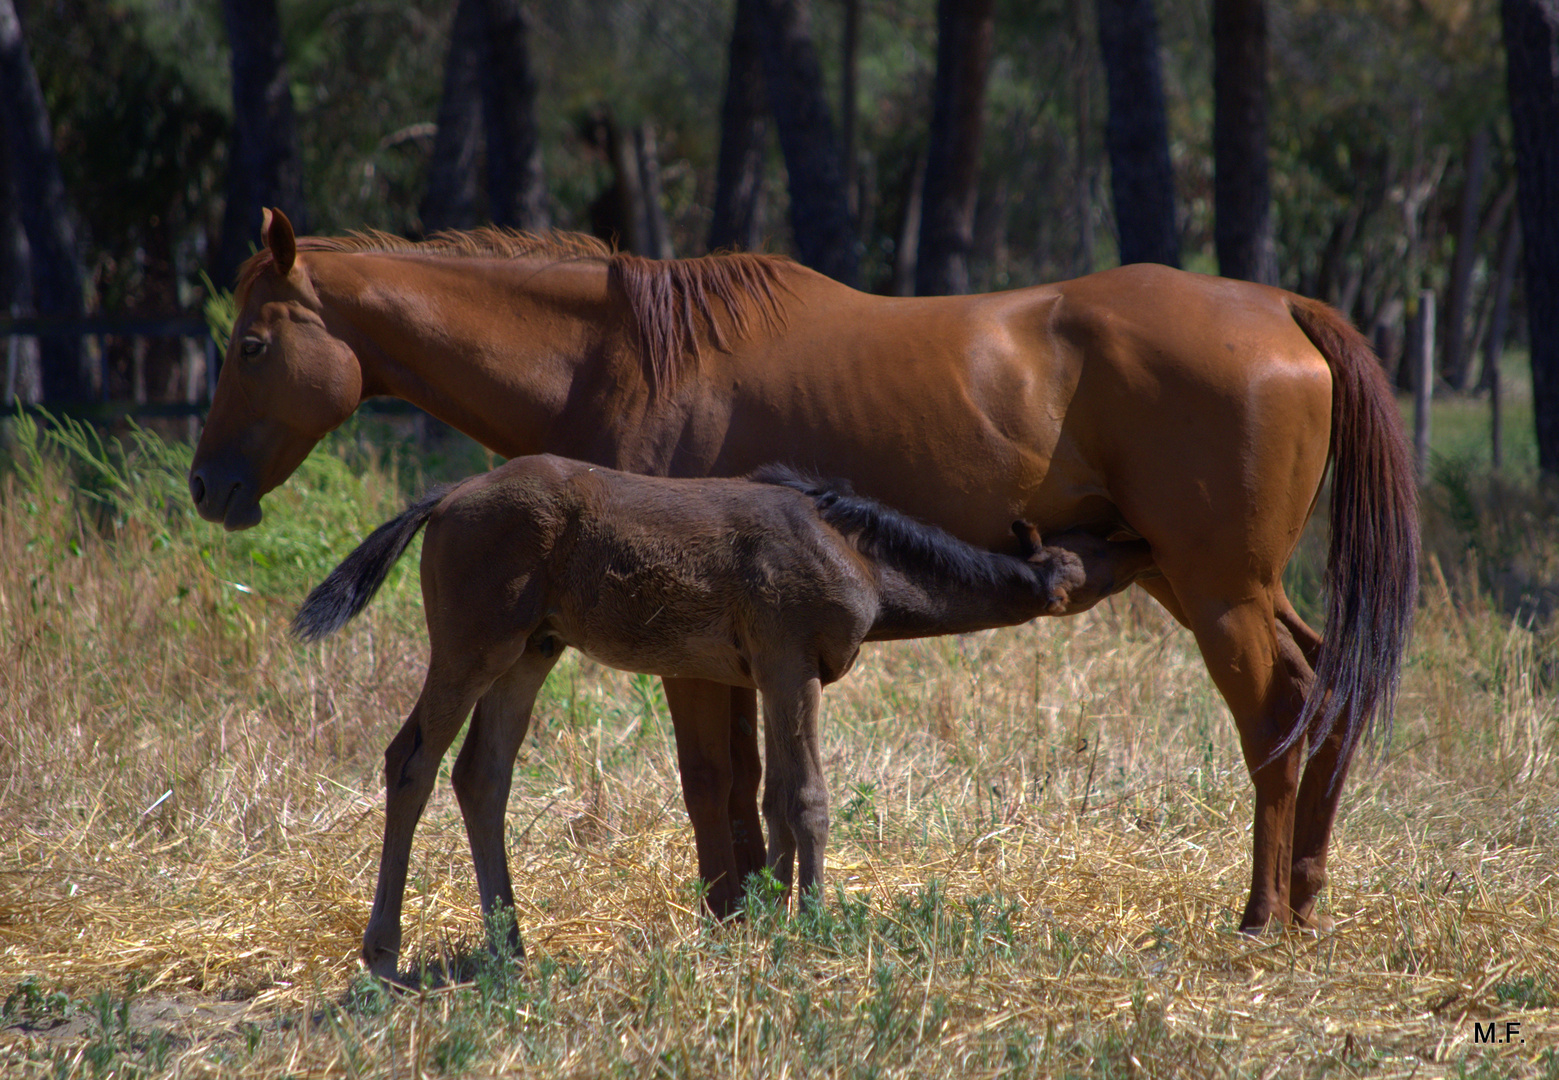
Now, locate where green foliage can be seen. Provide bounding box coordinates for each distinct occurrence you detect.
[200,272,237,353]
[8,409,412,608]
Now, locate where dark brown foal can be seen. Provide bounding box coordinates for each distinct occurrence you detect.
[294,455,1150,981]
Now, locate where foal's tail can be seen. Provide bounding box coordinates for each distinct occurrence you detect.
[291,485,452,644]
[1282,296,1419,774]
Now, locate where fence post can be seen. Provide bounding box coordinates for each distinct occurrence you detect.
[1413,289,1435,480]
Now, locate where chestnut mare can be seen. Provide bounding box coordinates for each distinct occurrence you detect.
[190,209,1416,935]
[292,455,1126,979]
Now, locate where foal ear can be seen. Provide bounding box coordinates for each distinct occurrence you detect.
[1011,519,1043,558]
[262,207,297,277]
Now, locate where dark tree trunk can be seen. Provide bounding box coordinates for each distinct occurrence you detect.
[752,0,858,286]
[216,0,307,291]
[1503,0,1559,474]
[420,0,484,235]
[841,0,861,218]
[1212,0,1276,285]
[1477,199,1520,393]
[481,0,548,231]
[1,125,42,405]
[1442,129,1490,390]
[633,123,673,259]
[1095,0,1179,267]
[708,0,769,252]
[0,0,88,402]
[590,114,671,258]
[916,0,995,296]
[891,149,926,296]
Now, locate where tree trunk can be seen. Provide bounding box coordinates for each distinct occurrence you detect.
[1212,0,1276,285]
[1,133,41,405]
[891,149,926,297]
[420,0,484,235]
[708,0,769,253]
[1503,0,1559,474]
[916,0,995,296]
[0,0,89,402]
[634,124,673,259]
[1477,200,1520,392]
[1072,0,1096,277]
[216,0,307,291]
[481,0,548,231]
[841,0,861,219]
[752,0,858,286]
[1095,0,1179,267]
[1442,129,1490,390]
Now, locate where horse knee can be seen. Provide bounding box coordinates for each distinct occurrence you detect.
[450,755,504,814]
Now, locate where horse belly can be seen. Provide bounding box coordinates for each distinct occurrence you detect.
[552,602,758,689]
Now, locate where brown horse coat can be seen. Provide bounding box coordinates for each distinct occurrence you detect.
[293,455,1131,979]
[192,210,1417,935]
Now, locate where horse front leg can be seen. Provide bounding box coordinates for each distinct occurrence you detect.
[757,665,828,908]
[662,677,743,918]
[451,646,560,962]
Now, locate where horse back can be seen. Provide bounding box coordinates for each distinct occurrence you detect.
[419,457,878,688]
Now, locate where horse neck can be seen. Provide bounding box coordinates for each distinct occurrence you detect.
[867,557,1054,641]
[309,254,636,458]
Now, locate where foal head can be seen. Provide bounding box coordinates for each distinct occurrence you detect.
[190,209,362,530]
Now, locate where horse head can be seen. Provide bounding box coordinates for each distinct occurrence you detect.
[189,209,363,530]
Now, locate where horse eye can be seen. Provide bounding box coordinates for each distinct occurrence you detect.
[239,338,266,359]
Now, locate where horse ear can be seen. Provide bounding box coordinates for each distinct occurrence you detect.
[263,207,297,276]
[1011,520,1042,558]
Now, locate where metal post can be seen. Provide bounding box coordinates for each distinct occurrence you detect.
[1413,288,1435,480]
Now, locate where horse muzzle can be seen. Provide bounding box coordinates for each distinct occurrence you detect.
[189,464,264,531]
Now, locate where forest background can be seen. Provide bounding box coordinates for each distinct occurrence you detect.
[0,0,1548,474]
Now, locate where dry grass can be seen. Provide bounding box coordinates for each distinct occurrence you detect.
[0,418,1555,1078]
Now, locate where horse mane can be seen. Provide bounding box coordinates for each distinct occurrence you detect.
[751,465,1037,593]
[234,227,793,393]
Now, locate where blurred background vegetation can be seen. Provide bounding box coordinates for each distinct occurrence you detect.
[0,0,1530,418]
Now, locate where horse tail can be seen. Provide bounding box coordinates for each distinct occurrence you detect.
[1281,295,1419,777]
[291,485,453,644]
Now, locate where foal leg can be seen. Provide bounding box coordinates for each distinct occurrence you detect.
[758,664,828,906]
[450,646,561,960]
[363,663,488,982]
[662,678,744,918]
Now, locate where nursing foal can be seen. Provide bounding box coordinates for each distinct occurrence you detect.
[294,453,1148,980]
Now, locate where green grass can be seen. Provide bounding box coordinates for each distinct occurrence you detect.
[0,396,1555,1078]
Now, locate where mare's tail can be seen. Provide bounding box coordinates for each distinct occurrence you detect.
[1283,296,1419,774]
[291,485,452,643]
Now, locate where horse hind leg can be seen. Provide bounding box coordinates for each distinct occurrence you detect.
[727,686,768,885]
[363,660,490,983]
[450,640,562,962]
[1172,586,1314,931]
[1274,597,1345,927]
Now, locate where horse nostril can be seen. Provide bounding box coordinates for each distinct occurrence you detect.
[190,472,206,505]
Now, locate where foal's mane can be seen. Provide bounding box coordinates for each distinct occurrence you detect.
[752,466,1037,593]
[235,228,792,392]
